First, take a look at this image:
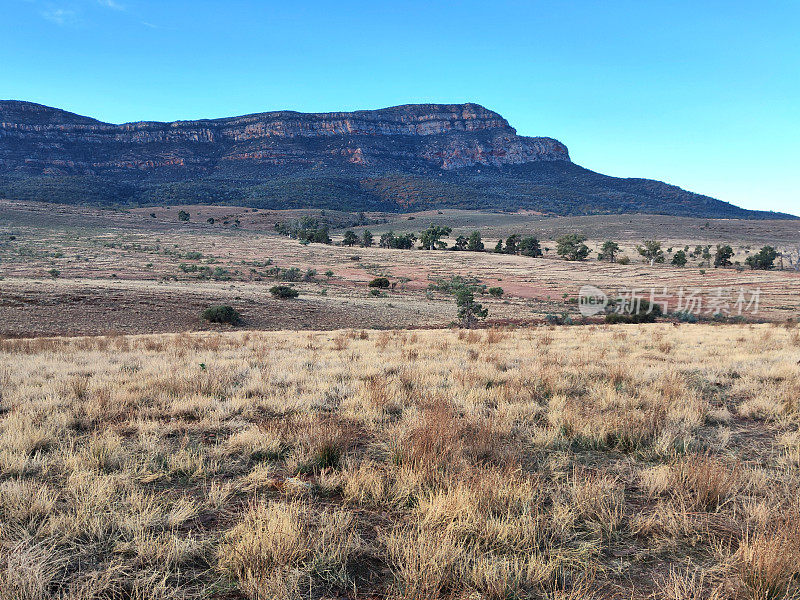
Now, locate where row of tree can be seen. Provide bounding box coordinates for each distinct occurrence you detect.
[284,221,780,270]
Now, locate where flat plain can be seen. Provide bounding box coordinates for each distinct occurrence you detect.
[1,200,799,336]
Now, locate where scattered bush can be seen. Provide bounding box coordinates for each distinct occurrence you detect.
[270,285,300,299]
[604,299,663,324]
[202,305,241,325]
[488,287,504,297]
[368,277,391,289]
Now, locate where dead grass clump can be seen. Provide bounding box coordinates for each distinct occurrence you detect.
[570,470,625,536]
[734,515,800,600]
[643,454,739,512]
[217,499,363,599]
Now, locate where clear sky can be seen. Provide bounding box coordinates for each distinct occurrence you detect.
[2,0,798,214]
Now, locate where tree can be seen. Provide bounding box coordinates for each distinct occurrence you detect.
[504,234,520,255]
[362,230,373,247]
[379,231,395,249]
[379,231,416,249]
[453,235,468,251]
[519,237,543,257]
[178,210,190,222]
[714,244,734,268]
[342,230,359,246]
[488,287,504,297]
[637,240,665,265]
[746,246,777,270]
[494,239,504,253]
[556,234,591,261]
[467,231,484,252]
[598,241,620,262]
[671,249,688,267]
[419,224,452,250]
[454,286,488,329]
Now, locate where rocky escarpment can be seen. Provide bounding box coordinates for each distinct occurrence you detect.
[0,100,792,219]
[0,101,569,173]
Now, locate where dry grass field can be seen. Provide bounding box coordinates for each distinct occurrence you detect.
[1,323,799,599]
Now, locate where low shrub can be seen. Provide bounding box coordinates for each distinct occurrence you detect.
[368,277,391,289]
[270,285,299,299]
[488,287,504,297]
[202,305,241,325]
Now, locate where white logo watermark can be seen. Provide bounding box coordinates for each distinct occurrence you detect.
[578,285,609,317]
[578,286,761,317]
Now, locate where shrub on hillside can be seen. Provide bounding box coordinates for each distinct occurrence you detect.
[488,287,504,297]
[368,277,391,289]
[270,285,299,299]
[604,299,663,324]
[201,305,241,325]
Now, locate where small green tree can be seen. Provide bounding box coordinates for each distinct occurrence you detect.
[671,249,688,267]
[637,240,665,265]
[342,230,359,246]
[362,230,373,247]
[504,234,520,255]
[178,210,190,222]
[488,287,504,297]
[379,231,395,249]
[556,234,591,261]
[455,287,488,328]
[714,244,734,268]
[598,241,620,262]
[419,224,452,250]
[452,235,468,251]
[519,237,542,257]
[494,239,504,253]
[746,246,778,270]
[467,231,484,252]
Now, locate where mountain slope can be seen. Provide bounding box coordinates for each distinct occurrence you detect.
[0,100,792,219]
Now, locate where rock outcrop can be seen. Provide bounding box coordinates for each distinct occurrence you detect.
[0,101,569,174]
[0,100,792,219]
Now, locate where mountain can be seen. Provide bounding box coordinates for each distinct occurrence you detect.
[0,100,792,219]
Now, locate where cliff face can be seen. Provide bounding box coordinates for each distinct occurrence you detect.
[0,101,569,174]
[0,100,791,219]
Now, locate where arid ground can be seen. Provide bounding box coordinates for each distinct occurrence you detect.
[1,325,799,599]
[1,200,799,336]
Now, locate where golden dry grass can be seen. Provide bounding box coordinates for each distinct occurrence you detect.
[0,323,799,599]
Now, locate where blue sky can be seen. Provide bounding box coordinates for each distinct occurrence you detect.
[2,0,798,214]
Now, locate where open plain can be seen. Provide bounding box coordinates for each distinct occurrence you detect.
[1,200,799,336]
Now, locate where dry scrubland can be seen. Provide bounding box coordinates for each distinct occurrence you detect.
[1,324,799,599]
[2,201,800,336]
